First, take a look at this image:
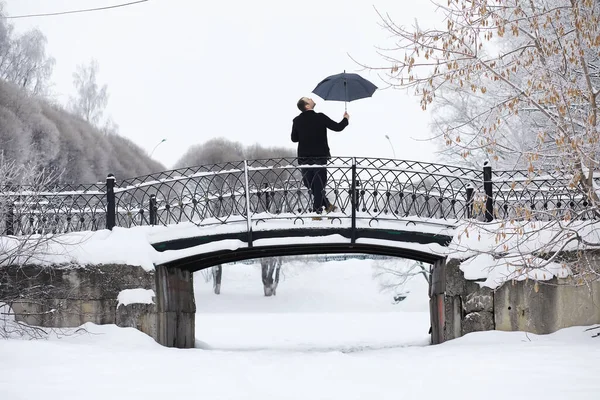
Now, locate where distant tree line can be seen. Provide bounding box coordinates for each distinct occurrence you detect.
[174,137,295,167]
[0,79,164,184]
[0,3,164,184]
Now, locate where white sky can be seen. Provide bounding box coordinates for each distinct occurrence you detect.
[7,0,441,169]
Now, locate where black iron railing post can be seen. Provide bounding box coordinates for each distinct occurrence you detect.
[4,181,15,235]
[106,174,116,230]
[465,184,474,219]
[483,161,494,222]
[351,158,357,244]
[6,201,14,235]
[244,160,253,247]
[264,182,270,212]
[149,194,157,225]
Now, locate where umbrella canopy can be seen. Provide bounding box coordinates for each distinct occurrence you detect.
[312,71,377,110]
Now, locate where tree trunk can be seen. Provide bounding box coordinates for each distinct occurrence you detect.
[418,261,431,285]
[212,265,222,295]
[261,258,281,297]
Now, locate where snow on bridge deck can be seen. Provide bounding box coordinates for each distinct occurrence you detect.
[147,215,456,268]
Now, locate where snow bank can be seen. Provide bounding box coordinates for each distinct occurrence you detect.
[442,324,600,346]
[116,289,155,308]
[444,220,600,288]
[448,220,600,258]
[0,227,158,271]
[459,254,571,289]
[1,319,598,400]
[446,220,600,288]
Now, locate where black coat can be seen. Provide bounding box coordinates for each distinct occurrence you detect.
[291,110,348,163]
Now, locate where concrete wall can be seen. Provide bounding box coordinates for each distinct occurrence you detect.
[1,263,196,348]
[495,277,600,334]
[432,259,600,342]
[2,264,155,330]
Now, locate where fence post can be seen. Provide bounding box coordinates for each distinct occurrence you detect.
[6,201,14,235]
[465,184,474,219]
[106,174,116,230]
[243,160,253,247]
[483,161,494,222]
[351,158,357,244]
[149,194,157,226]
[264,182,270,212]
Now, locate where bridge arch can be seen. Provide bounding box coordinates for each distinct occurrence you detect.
[153,234,449,348]
[152,224,451,271]
[157,241,444,271]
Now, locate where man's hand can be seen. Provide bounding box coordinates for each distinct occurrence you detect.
[344,112,350,121]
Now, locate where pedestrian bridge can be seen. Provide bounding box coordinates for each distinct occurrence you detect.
[1,157,591,270]
[2,156,595,347]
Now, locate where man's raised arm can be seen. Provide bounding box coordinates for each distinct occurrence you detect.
[322,112,350,132]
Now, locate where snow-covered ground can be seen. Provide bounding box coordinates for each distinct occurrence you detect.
[193,260,431,351]
[1,259,599,400]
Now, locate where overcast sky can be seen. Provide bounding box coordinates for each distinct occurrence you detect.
[7,0,441,169]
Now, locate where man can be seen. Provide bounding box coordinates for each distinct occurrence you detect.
[291,96,349,216]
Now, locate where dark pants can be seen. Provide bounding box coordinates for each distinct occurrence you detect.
[300,162,331,213]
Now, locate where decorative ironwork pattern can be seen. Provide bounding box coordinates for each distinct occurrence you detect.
[0,183,107,235]
[1,157,596,236]
[112,157,482,229]
[491,169,595,221]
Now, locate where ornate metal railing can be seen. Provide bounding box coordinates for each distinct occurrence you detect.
[0,157,595,237]
[0,182,108,236]
[490,165,598,221]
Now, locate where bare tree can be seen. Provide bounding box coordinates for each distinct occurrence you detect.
[68,59,109,127]
[0,158,72,339]
[372,0,600,175]
[175,138,245,167]
[366,0,600,279]
[101,117,120,136]
[372,258,430,303]
[175,137,295,168]
[430,87,534,170]
[0,3,55,96]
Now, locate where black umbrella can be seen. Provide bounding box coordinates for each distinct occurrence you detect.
[312,71,377,111]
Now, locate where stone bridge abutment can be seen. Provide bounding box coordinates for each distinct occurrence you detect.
[431,258,600,342]
[4,253,599,348]
[1,263,196,347]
